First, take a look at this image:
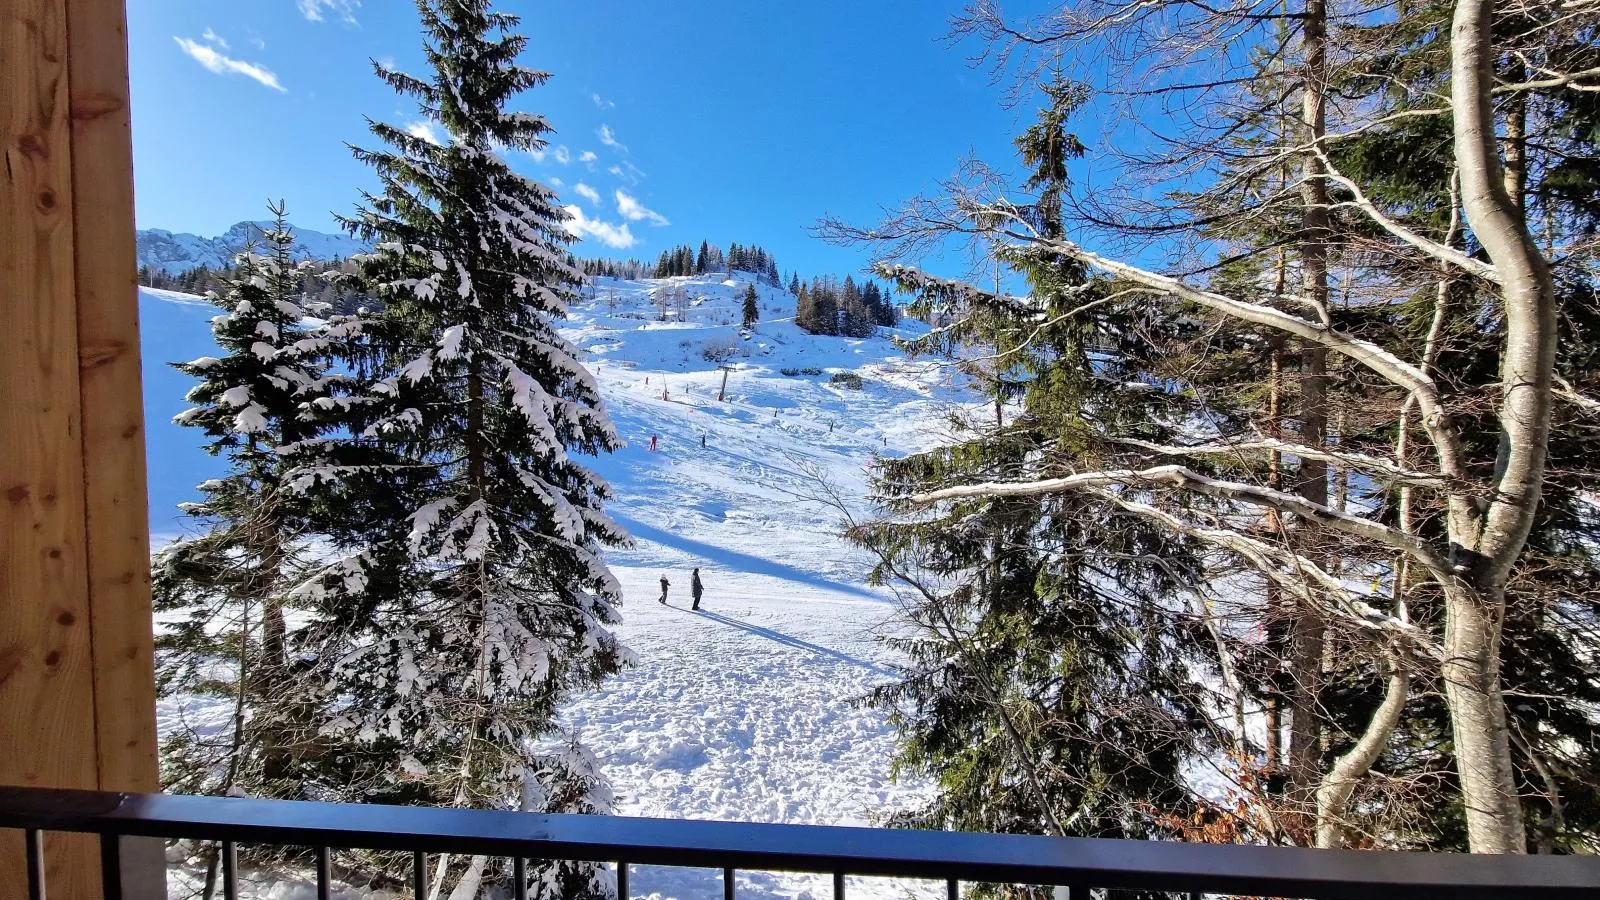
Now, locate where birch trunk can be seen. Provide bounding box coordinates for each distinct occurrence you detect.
[1445,0,1559,854]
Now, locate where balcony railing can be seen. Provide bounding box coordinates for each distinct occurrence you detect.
[2,786,1597,900]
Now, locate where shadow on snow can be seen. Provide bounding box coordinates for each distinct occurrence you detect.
[610,514,884,603]
[687,608,900,678]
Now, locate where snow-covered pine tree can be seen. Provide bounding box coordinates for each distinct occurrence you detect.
[314,2,630,896]
[741,283,759,329]
[154,204,338,806]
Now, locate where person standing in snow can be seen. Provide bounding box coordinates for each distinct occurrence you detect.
[649,434,659,452]
[691,568,704,611]
[658,574,670,604]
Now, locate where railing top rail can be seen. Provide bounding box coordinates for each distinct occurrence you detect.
[2,787,1597,899]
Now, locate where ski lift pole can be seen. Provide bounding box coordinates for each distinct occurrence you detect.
[717,365,734,402]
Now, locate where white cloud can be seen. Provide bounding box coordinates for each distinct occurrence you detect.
[589,92,615,109]
[553,145,571,165]
[173,37,285,92]
[201,28,228,49]
[578,150,598,164]
[597,125,627,152]
[573,182,601,205]
[405,120,442,145]
[298,0,360,24]
[548,176,564,187]
[563,206,635,249]
[615,189,669,227]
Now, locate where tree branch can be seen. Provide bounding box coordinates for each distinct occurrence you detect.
[1110,436,1445,486]
[1087,490,1433,646]
[1313,148,1501,285]
[906,463,1454,576]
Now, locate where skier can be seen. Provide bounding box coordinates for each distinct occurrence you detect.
[658,574,670,604]
[649,434,659,452]
[701,432,707,448]
[690,567,704,611]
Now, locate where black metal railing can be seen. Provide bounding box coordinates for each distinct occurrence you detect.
[2,786,1597,900]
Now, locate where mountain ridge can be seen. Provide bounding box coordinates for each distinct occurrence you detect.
[137,221,369,274]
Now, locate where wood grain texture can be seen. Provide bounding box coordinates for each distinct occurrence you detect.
[0,0,101,895]
[3,0,156,896]
[67,0,159,798]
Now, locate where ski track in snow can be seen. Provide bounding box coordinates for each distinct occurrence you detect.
[142,274,979,899]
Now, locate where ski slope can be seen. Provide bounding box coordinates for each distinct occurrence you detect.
[140,272,977,899]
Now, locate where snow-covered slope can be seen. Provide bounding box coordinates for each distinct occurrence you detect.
[137,221,368,274]
[141,273,976,900]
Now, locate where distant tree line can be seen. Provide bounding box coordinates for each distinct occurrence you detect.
[572,241,785,285]
[652,240,781,283]
[574,256,653,280]
[795,275,895,337]
[139,263,227,294]
[139,260,372,315]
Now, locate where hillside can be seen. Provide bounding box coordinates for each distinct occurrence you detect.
[137,221,368,274]
[141,272,977,900]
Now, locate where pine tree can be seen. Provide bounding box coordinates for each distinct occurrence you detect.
[741,283,759,329]
[810,279,839,335]
[318,3,629,896]
[788,272,800,296]
[154,204,338,806]
[794,283,814,331]
[838,276,876,337]
[855,86,1208,847]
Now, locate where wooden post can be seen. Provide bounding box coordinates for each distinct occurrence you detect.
[1,0,159,897]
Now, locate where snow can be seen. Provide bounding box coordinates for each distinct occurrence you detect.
[140,274,980,899]
[137,221,368,275]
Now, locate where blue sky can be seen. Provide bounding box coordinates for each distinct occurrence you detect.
[130,1,1057,280]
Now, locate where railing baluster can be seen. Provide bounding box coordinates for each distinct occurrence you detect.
[946,878,958,900]
[25,829,44,900]
[513,856,527,900]
[221,841,238,900]
[833,871,845,900]
[413,850,427,900]
[723,866,735,900]
[316,846,332,900]
[616,861,629,900]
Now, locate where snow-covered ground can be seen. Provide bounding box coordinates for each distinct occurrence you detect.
[140,272,978,899]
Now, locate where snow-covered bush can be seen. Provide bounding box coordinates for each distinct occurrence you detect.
[700,336,740,363]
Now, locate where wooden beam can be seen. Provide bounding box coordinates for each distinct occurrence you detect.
[67,0,158,800]
[1,0,156,896]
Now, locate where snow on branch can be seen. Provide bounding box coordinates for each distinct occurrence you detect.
[1110,436,1446,486]
[1556,376,1600,416]
[999,222,1472,487]
[907,463,1452,576]
[1313,148,1499,285]
[1092,490,1434,652]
